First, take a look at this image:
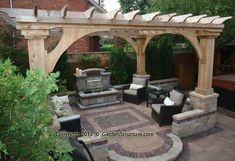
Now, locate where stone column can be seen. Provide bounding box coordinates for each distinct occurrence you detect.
[22,29,49,74]
[135,35,147,75]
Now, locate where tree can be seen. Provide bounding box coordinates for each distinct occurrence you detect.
[0,24,29,75]
[108,48,136,85]
[149,0,235,46]
[146,35,174,80]
[0,60,72,161]
[119,0,151,13]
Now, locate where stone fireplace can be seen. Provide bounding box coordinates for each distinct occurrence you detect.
[74,68,120,109]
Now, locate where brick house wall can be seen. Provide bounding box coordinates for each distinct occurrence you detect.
[0,0,102,53]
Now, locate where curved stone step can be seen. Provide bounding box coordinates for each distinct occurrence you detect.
[109,133,183,161]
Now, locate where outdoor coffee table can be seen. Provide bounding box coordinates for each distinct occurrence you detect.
[146,88,169,107]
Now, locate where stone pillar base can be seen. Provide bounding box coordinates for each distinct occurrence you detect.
[189,91,219,112]
[133,74,150,80]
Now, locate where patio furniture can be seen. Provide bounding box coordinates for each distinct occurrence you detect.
[146,85,169,107]
[68,137,95,161]
[58,114,81,132]
[123,77,148,104]
[50,96,81,132]
[151,89,187,127]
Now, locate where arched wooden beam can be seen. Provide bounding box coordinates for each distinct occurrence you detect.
[141,30,202,60]
[33,5,38,17]
[60,5,68,18]
[185,15,207,23]
[84,7,95,19]
[154,13,177,22]
[212,17,232,24]
[141,11,161,21]
[199,16,220,24]
[170,14,193,23]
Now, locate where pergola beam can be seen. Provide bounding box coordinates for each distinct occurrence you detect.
[84,7,95,19]
[170,14,193,23]
[60,5,68,18]
[155,13,177,22]
[185,15,207,23]
[33,5,38,17]
[199,16,220,24]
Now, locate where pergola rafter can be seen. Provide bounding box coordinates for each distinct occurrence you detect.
[0,7,232,96]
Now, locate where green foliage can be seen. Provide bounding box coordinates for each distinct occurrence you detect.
[53,51,71,91]
[0,25,29,75]
[0,25,20,47]
[108,48,136,85]
[0,60,72,161]
[53,52,70,81]
[0,141,7,160]
[146,35,174,80]
[0,46,29,75]
[100,44,114,51]
[149,0,235,46]
[79,54,101,69]
[119,0,151,13]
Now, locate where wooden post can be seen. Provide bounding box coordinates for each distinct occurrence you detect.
[196,37,216,95]
[22,30,49,74]
[135,35,146,75]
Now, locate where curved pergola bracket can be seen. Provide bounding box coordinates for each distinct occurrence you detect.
[47,27,109,72]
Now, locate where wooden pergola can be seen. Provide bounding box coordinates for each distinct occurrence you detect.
[0,6,231,96]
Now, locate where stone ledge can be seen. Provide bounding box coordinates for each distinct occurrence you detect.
[173,109,204,121]
[173,110,216,124]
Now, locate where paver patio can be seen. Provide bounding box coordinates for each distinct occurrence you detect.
[71,101,235,161]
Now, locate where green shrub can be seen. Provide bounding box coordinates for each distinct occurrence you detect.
[79,54,101,69]
[53,51,71,91]
[0,60,72,161]
[108,48,136,85]
[0,25,29,76]
[100,44,114,51]
[146,35,173,80]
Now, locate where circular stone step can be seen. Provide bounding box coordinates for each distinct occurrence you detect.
[109,133,183,161]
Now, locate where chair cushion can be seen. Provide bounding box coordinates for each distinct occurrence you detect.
[152,104,164,114]
[170,90,184,105]
[163,97,175,106]
[133,77,146,86]
[129,83,143,90]
[124,89,137,96]
[51,96,63,110]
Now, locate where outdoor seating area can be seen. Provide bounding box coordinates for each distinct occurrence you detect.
[0,1,234,161]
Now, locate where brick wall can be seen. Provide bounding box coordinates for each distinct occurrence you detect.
[0,0,92,53]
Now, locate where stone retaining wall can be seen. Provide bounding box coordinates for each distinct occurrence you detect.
[172,109,217,138]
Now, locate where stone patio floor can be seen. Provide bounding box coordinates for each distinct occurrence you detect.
[72,101,235,161]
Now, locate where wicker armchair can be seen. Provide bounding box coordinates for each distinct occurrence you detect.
[123,77,148,104]
[151,89,187,127]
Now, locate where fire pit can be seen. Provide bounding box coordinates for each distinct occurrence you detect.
[74,68,120,109]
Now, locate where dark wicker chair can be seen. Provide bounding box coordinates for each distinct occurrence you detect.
[123,77,148,105]
[151,90,187,127]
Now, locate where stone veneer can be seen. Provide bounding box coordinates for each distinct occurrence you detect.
[172,91,219,138]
